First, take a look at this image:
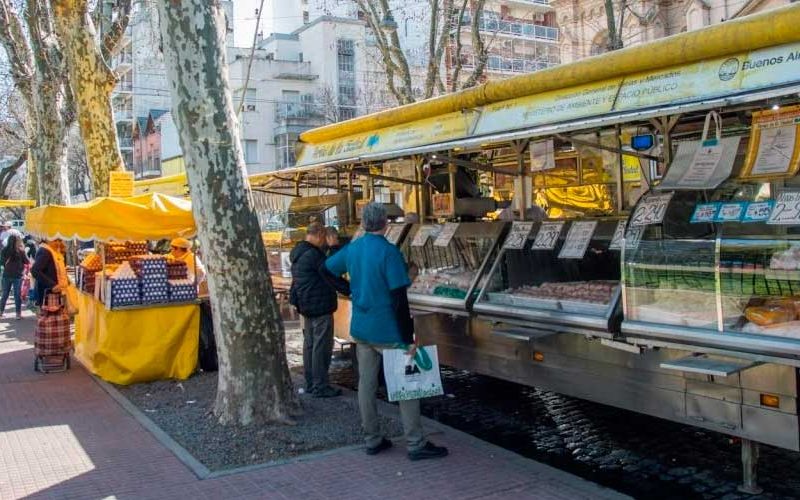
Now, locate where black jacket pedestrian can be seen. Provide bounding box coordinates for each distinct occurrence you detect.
[31,247,58,306]
[1,244,27,279]
[289,241,350,318]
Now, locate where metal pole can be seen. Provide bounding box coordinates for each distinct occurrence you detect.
[347,171,354,227]
[738,439,763,495]
[448,162,457,219]
[615,125,625,213]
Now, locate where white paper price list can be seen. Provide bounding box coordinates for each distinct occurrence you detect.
[531,222,564,250]
[608,220,627,250]
[768,192,800,225]
[558,220,598,259]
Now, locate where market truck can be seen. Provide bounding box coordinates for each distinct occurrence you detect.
[155,5,800,491]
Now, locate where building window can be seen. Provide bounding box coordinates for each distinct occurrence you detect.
[275,133,298,170]
[337,39,355,74]
[243,140,258,164]
[303,10,309,23]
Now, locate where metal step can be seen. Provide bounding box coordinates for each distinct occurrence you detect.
[660,354,760,377]
[492,326,557,341]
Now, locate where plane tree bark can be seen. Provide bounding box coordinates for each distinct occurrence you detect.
[157,0,299,425]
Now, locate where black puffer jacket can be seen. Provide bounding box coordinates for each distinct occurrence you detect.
[289,241,350,318]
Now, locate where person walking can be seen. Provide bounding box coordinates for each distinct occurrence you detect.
[325,226,343,256]
[31,239,65,308]
[0,234,27,319]
[325,202,448,461]
[289,222,350,398]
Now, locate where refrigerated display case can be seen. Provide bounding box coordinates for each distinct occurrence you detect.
[473,218,623,336]
[402,222,508,313]
[622,181,800,363]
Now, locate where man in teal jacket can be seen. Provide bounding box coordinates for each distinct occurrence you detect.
[326,202,448,461]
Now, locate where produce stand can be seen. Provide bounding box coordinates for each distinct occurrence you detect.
[25,193,201,385]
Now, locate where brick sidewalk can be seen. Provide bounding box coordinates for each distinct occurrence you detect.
[0,311,629,500]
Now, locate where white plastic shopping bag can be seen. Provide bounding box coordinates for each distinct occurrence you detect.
[382,345,444,402]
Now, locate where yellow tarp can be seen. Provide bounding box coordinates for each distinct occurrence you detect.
[24,192,195,242]
[0,199,35,208]
[74,293,199,385]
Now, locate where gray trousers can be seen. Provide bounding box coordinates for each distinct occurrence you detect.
[357,342,424,452]
[302,314,334,391]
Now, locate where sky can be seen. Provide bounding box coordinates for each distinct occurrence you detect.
[233,0,270,48]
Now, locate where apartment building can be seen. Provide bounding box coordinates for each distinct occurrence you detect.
[110,2,233,177]
[553,0,793,64]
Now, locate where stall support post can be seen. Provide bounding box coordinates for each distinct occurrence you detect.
[511,140,530,221]
[615,125,625,212]
[415,157,428,220]
[448,162,457,219]
[347,169,355,226]
[738,439,763,495]
[650,115,681,178]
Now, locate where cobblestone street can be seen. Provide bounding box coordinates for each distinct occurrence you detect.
[331,363,800,500]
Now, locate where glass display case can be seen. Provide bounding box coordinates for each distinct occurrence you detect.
[473,218,623,335]
[622,181,800,361]
[401,222,508,313]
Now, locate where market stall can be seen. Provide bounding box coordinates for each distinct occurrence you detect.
[25,193,200,385]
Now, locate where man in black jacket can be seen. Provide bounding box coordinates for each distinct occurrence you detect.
[290,222,349,398]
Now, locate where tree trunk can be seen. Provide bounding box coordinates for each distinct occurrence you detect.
[157,0,299,425]
[51,0,124,198]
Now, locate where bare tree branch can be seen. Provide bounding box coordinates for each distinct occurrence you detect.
[0,150,26,197]
[449,0,468,92]
[462,0,488,89]
[101,0,132,61]
[0,0,35,105]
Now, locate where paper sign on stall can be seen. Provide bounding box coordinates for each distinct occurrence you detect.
[741,104,800,179]
[530,139,555,172]
[503,222,535,250]
[433,223,459,247]
[109,171,134,198]
[559,220,598,259]
[531,221,564,250]
[768,191,800,225]
[410,226,434,247]
[624,227,644,251]
[385,224,406,245]
[690,203,719,223]
[743,201,774,222]
[608,220,628,250]
[630,192,673,226]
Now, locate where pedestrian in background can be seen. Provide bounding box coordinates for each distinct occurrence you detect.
[31,239,65,308]
[325,202,448,461]
[289,222,350,398]
[325,226,343,256]
[0,234,27,319]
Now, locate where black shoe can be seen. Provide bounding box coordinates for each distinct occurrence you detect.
[313,386,342,398]
[408,442,448,461]
[366,438,393,456]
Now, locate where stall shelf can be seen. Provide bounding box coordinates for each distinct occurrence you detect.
[25,193,200,385]
[622,182,800,364]
[401,222,508,314]
[473,218,624,337]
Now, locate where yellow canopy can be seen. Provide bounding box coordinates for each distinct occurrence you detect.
[0,199,35,208]
[25,193,196,242]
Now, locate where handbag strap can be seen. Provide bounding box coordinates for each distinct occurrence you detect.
[701,110,722,145]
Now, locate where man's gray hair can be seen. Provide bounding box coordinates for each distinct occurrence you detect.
[361,202,388,232]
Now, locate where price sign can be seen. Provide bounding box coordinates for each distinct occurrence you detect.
[608,220,628,250]
[109,171,134,198]
[768,191,800,225]
[714,202,747,222]
[385,224,406,245]
[559,220,598,259]
[630,192,673,226]
[411,226,434,247]
[743,201,774,222]
[624,227,644,251]
[531,221,564,251]
[433,223,459,247]
[503,222,534,250]
[690,203,719,223]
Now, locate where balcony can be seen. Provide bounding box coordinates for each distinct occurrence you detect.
[459,54,559,74]
[274,102,327,124]
[500,0,553,11]
[114,107,133,121]
[116,78,133,93]
[454,12,559,42]
[114,50,133,72]
[118,137,133,149]
[270,61,319,81]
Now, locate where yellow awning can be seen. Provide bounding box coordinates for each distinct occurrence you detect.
[0,199,36,208]
[299,4,800,145]
[25,193,195,242]
[133,173,188,196]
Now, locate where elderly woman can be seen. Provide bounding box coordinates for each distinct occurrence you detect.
[325,202,448,461]
[31,239,66,307]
